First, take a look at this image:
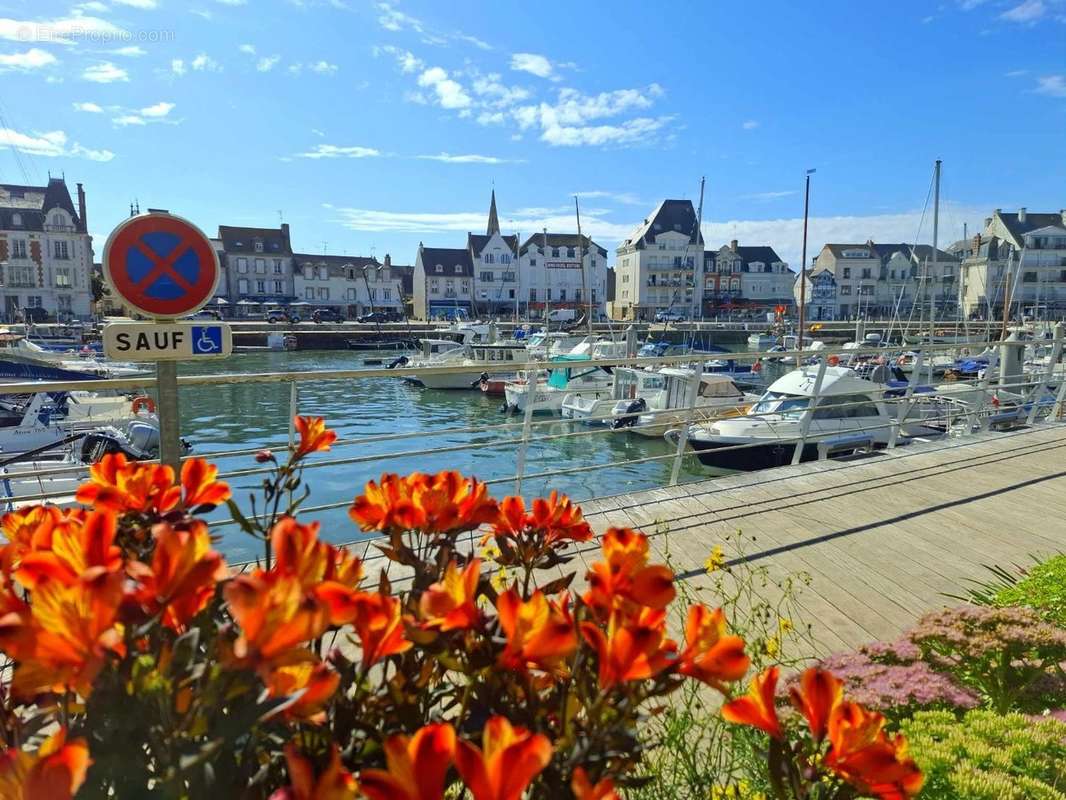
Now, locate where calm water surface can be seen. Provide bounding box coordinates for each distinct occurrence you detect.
[176,348,757,560]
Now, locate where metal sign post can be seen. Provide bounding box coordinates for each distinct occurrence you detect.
[101,211,224,468]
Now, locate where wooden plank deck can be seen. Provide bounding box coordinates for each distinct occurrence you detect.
[576,423,1066,655]
[357,423,1066,658]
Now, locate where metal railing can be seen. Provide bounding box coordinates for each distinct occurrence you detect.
[1,333,1064,526]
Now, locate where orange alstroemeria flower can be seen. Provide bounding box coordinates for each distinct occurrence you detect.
[9,571,126,699]
[491,492,592,547]
[721,666,784,739]
[294,416,338,459]
[350,590,412,666]
[580,608,677,690]
[263,650,340,724]
[826,702,923,800]
[420,559,481,631]
[789,667,844,742]
[0,505,63,562]
[496,587,577,674]
[271,742,358,800]
[570,767,620,800]
[677,605,750,691]
[454,716,552,800]
[75,453,181,515]
[350,471,498,537]
[14,510,122,590]
[225,573,330,667]
[359,723,456,800]
[583,528,675,618]
[127,521,226,632]
[180,457,232,509]
[0,728,91,800]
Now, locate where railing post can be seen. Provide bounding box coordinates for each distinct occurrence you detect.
[288,381,299,450]
[972,369,993,434]
[156,361,182,472]
[791,356,827,466]
[1052,371,1066,422]
[887,351,923,449]
[1027,322,1063,425]
[669,361,703,486]
[514,363,538,496]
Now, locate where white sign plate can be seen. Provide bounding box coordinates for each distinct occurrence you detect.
[103,322,233,362]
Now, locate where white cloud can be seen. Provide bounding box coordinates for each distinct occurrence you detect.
[416,152,522,164]
[511,52,553,79]
[1005,69,1028,77]
[82,61,128,82]
[73,101,104,112]
[574,190,644,205]
[239,43,256,54]
[140,101,174,117]
[377,2,424,33]
[471,72,529,106]
[215,0,247,4]
[742,190,799,201]
[190,9,214,19]
[309,60,337,74]
[171,58,186,75]
[512,84,670,147]
[417,66,471,109]
[455,33,491,50]
[111,45,146,56]
[112,0,158,8]
[113,114,147,126]
[295,144,382,159]
[0,47,56,70]
[257,55,281,72]
[191,52,219,71]
[311,128,325,136]
[1000,0,1045,22]
[75,2,109,12]
[1034,74,1066,96]
[376,44,422,73]
[0,14,126,45]
[0,127,114,161]
[742,119,759,130]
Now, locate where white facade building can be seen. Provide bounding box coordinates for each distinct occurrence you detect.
[518,233,608,319]
[413,246,475,319]
[218,224,295,312]
[292,254,403,316]
[0,178,93,321]
[704,241,794,314]
[614,199,703,321]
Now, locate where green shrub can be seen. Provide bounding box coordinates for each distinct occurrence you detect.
[902,709,1066,800]
[994,554,1066,626]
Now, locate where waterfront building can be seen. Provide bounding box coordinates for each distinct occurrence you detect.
[468,192,520,316]
[958,208,1066,320]
[614,199,704,321]
[810,240,959,320]
[518,233,608,319]
[413,245,475,319]
[292,253,404,317]
[217,224,296,313]
[704,240,794,315]
[0,177,93,322]
[793,267,839,321]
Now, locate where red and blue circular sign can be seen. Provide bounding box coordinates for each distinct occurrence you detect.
[102,212,220,319]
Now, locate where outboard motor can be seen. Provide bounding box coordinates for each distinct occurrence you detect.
[891,365,908,383]
[386,354,409,370]
[126,420,161,456]
[474,371,489,389]
[611,397,647,429]
[80,430,138,463]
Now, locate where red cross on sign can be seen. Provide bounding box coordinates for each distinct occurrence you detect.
[102,212,220,319]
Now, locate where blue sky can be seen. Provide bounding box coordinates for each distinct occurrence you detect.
[1,0,1064,269]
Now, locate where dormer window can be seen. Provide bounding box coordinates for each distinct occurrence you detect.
[435,264,444,273]
[454,265,462,274]
[254,239,264,253]
[11,213,21,227]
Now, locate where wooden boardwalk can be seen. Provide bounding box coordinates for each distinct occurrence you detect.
[573,423,1066,655]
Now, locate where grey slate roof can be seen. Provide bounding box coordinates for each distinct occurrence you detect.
[620,199,704,249]
[518,233,607,258]
[735,245,784,265]
[875,243,958,264]
[420,247,474,276]
[0,178,80,231]
[467,233,518,255]
[218,225,292,255]
[997,211,1066,248]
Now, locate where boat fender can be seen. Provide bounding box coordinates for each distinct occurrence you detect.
[131,395,156,415]
[386,355,409,370]
[827,355,840,367]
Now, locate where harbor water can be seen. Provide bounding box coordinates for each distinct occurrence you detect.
[177,349,731,561]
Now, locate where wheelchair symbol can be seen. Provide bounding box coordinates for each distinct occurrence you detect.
[191,326,222,354]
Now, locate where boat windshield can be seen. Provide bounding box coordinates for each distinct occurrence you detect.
[749,391,809,417]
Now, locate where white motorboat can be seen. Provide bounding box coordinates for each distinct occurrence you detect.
[682,365,946,471]
[524,331,587,361]
[747,332,777,350]
[561,367,666,424]
[0,333,146,378]
[504,339,626,414]
[398,339,533,390]
[613,369,756,438]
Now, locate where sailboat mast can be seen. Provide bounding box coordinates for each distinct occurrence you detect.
[929,159,940,355]
[798,170,814,351]
[574,196,592,337]
[695,176,705,323]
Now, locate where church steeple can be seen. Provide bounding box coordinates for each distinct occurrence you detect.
[487,189,500,235]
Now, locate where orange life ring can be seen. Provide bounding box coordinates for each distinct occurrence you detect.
[132,395,156,414]
[827,355,840,366]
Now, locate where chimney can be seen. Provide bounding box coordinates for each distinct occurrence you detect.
[730,239,738,252]
[384,253,392,267]
[76,183,87,233]
[974,233,982,250]
[1061,209,1066,226]
[1018,207,1027,223]
[984,217,992,228]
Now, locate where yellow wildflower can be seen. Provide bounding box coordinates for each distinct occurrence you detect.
[704,545,726,574]
[763,635,780,658]
[778,617,793,634]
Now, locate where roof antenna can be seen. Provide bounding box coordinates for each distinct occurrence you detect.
[278,209,283,224]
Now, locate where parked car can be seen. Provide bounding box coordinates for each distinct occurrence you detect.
[357,310,402,323]
[311,308,343,323]
[265,307,300,324]
[187,309,222,321]
[655,309,686,322]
